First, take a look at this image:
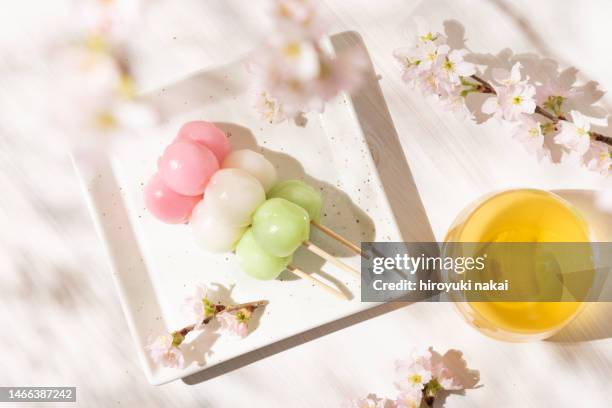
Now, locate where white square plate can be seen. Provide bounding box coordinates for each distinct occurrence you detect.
[73,54,402,385]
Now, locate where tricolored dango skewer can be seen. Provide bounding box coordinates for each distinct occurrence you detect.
[144,120,360,299]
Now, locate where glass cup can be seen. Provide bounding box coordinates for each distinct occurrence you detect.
[443,189,595,342]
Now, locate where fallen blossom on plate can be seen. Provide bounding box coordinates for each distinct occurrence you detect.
[181,284,221,329]
[147,284,268,369]
[216,310,250,339]
[146,333,185,369]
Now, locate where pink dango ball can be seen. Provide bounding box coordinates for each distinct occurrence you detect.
[175,121,231,163]
[158,141,219,196]
[144,173,202,224]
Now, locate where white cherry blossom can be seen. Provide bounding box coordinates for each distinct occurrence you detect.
[583,141,611,174]
[393,46,422,84]
[491,62,524,86]
[512,115,546,157]
[395,359,433,392]
[482,82,536,122]
[416,42,450,73]
[482,63,536,121]
[439,49,476,84]
[413,16,447,45]
[271,0,328,40]
[248,0,365,122]
[554,110,592,155]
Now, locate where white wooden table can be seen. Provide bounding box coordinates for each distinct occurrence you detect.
[1,0,611,406]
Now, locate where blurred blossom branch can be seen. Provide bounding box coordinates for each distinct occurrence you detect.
[247,0,367,124]
[147,284,268,369]
[393,17,612,175]
[45,0,157,152]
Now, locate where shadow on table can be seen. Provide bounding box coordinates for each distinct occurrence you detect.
[183,302,409,384]
[183,31,434,384]
[331,31,436,243]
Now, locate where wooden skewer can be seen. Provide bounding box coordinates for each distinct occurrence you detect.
[311,220,369,259]
[287,265,348,300]
[302,240,361,278]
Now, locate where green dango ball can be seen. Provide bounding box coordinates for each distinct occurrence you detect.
[268,180,322,222]
[235,229,292,280]
[252,198,310,257]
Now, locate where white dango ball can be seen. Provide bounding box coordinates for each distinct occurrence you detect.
[190,201,247,252]
[221,149,277,192]
[203,168,266,227]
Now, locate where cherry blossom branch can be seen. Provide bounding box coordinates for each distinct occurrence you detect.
[470,74,612,147]
[173,300,268,339]
[247,0,367,123]
[394,18,611,174]
[345,347,479,408]
[147,284,269,369]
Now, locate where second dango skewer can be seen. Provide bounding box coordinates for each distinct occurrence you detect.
[191,152,356,298]
[190,169,347,299]
[219,150,360,278]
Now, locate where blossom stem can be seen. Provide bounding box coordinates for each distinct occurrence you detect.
[469,74,612,147]
[469,74,495,94]
[172,300,268,340]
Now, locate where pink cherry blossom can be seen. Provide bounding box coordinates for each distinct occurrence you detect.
[217,311,249,339]
[554,111,592,156]
[393,46,422,84]
[182,284,219,329]
[430,362,463,391]
[146,333,185,369]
